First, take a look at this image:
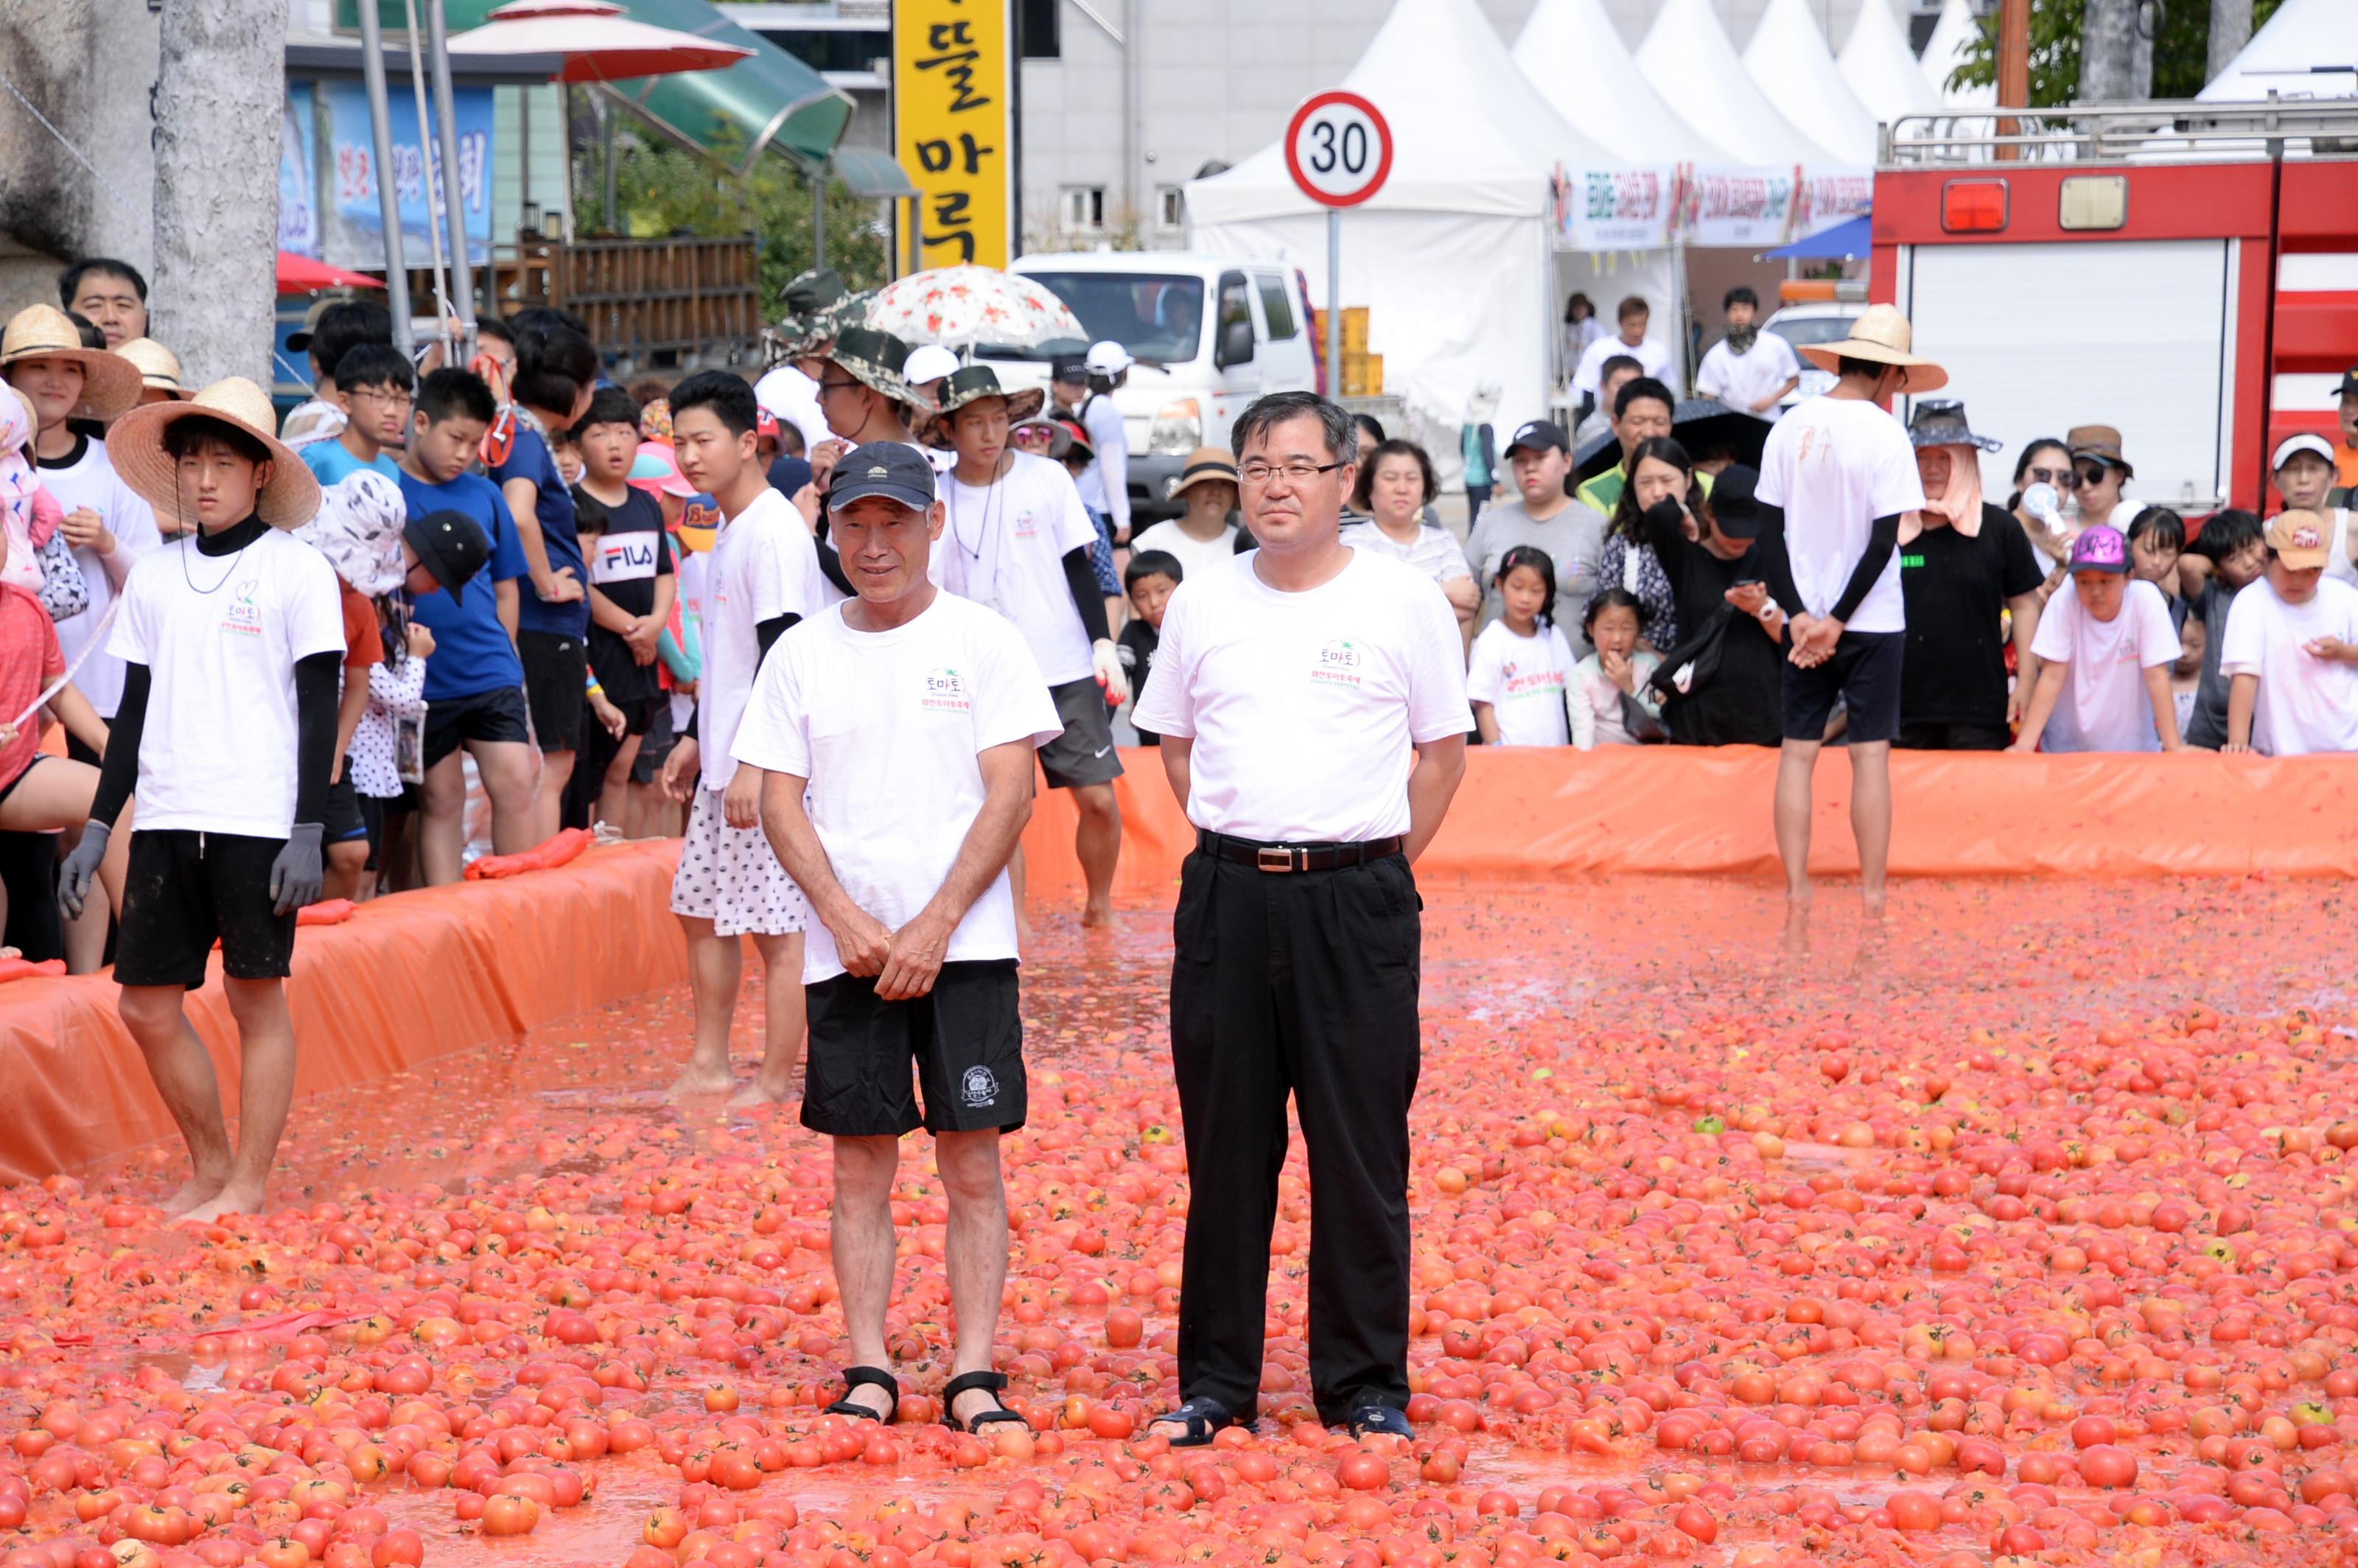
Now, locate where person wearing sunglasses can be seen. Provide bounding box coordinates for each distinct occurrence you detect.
[2065,424,2133,533]
[2007,438,2079,579]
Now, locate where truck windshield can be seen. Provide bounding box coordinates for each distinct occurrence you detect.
[1767,315,1859,348]
[978,273,1206,365]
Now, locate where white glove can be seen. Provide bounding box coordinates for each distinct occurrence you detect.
[1091,638,1130,707]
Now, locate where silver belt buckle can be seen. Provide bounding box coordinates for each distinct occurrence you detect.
[1257,845,1298,873]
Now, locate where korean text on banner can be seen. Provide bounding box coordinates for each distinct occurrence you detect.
[1681,165,1801,248]
[894,0,1015,270]
[1553,164,1676,251]
[281,83,321,258]
[315,77,494,271]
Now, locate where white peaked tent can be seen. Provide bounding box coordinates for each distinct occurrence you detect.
[1839,0,1944,136]
[1920,0,1995,107]
[2198,0,2355,101]
[1743,0,1880,166]
[1186,0,1623,444]
[1514,0,1732,164]
[1637,0,1840,167]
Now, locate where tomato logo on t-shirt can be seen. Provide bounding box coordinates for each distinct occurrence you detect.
[220,578,263,637]
[1311,638,1362,686]
[1012,508,1040,540]
[922,666,972,712]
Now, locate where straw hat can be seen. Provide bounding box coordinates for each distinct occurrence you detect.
[109,376,323,530]
[115,337,189,400]
[1794,304,1948,393]
[0,305,143,421]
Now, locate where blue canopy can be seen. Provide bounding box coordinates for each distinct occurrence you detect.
[1760,214,1871,261]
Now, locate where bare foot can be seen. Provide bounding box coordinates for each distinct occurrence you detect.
[1861,888,1889,919]
[179,1183,265,1224]
[163,1174,228,1218]
[1080,900,1120,931]
[665,1063,735,1099]
[728,1075,794,1109]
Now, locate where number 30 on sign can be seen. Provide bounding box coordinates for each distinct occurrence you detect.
[1284,91,1393,209]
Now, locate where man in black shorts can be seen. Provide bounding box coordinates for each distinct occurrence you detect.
[57,377,345,1221]
[733,444,1060,1438]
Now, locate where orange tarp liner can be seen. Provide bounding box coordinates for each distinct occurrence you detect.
[8,749,2358,1183]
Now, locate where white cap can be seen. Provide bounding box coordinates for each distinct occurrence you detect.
[2273,432,2336,470]
[1085,340,1134,376]
[903,344,960,385]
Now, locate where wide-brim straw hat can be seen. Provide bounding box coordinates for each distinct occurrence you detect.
[116,337,189,399]
[1,305,143,421]
[110,376,323,530]
[1795,303,1948,393]
[917,365,1046,447]
[825,324,935,413]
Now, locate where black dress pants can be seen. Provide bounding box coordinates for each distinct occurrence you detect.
[1169,845,1422,1425]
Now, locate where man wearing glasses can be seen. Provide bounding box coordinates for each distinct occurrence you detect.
[1135,391,1469,1448]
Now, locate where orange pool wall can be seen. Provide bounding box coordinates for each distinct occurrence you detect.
[7,746,2358,1183]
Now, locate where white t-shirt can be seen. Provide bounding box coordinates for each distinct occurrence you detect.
[1755,394,1924,636]
[752,364,830,461]
[1341,520,1475,587]
[2028,576,2180,753]
[1134,548,1474,841]
[699,487,829,791]
[1466,620,1574,746]
[1695,333,1802,419]
[1571,333,1673,397]
[1071,393,1130,536]
[40,435,161,717]
[1570,650,1665,749]
[1130,518,1240,588]
[107,528,346,836]
[937,451,1100,686]
[731,591,1062,983]
[2218,575,2358,756]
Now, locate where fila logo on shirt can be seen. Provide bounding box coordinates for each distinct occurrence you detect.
[592,533,659,585]
[221,578,263,637]
[921,665,972,713]
[1311,638,1362,686]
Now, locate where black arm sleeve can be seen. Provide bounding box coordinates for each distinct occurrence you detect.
[1757,503,1805,617]
[88,663,148,827]
[293,650,342,826]
[755,612,802,662]
[815,539,853,596]
[1638,505,1688,592]
[1062,546,1111,643]
[1830,511,1904,624]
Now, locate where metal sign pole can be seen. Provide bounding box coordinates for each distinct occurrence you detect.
[1326,206,1340,402]
[425,0,480,343]
[355,0,416,355]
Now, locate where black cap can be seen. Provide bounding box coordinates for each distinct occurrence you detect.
[1050,354,1088,385]
[2340,365,2358,400]
[403,508,491,603]
[1503,419,1570,459]
[1705,464,1763,539]
[827,442,937,512]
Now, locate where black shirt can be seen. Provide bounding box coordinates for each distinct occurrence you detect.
[2184,576,2242,749]
[1897,503,2043,726]
[1643,506,1786,747]
[1117,618,1161,746]
[571,483,674,705]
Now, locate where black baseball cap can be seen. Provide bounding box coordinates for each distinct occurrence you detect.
[2340,365,2358,400]
[1706,464,1764,538]
[828,442,937,511]
[1503,419,1570,459]
[1050,354,1088,385]
[403,508,491,603]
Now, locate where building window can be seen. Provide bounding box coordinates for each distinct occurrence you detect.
[1018,0,1060,59]
[1156,185,1184,231]
[1060,186,1105,232]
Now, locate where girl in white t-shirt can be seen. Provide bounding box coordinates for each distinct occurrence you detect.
[2010,525,2183,754]
[1467,545,1574,746]
[1569,587,1665,749]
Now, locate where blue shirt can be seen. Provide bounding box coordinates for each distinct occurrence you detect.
[398,468,528,702]
[302,441,402,486]
[489,425,590,637]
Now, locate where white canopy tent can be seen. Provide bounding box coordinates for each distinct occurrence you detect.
[1637,0,1842,168]
[1186,0,1632,448]
[1920,0,1995,107]
[2197,0,2355,101]
[1514,0,1732,164]
[1743,0,1880,167]
[1838,0,1944,139]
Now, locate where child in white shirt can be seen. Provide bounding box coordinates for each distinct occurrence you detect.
[1467,545,1575,746]
[2221,508,2358,755]
[2011,525,2182,754]
[1569,587,1665,749]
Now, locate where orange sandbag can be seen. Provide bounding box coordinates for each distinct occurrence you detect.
[0,958,66,984]
[464,826,593,881]
[295,898,356,926]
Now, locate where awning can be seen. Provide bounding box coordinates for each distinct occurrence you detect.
[830,147,919,200]
[1760,214,1871,260]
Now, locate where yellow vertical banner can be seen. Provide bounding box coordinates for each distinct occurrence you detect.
[893,0,1015,271]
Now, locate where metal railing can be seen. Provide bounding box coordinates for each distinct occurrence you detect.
[1881,97,2358,167]
[488,235,766,372]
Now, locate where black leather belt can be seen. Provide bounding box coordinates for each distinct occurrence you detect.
[1199,830,1404,872]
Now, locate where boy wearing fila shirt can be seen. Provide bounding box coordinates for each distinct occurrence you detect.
[56,377,345,1222]
[658,371,828,1105]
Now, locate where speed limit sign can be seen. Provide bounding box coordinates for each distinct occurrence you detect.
[1284,91,1393,208]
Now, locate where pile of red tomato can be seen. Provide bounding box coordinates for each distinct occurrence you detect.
[0,878,2355,1568]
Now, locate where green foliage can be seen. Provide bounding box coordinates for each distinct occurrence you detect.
[1951,0,2283,105]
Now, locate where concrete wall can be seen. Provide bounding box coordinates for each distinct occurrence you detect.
[0,0,161,318]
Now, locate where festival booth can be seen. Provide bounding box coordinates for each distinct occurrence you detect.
[1184,0,1624,463]
[1838,0,1946,135]
[2197,0,2351,102]
[1920,0,1995,111]
[1743,0,1878,167]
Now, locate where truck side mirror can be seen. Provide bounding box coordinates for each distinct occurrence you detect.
[1217,318,1255,369]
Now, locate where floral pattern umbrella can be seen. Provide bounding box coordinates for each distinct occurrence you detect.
[864,266,1085,350]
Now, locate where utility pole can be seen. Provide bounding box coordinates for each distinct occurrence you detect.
[2080,0,2138,101]
[1997,0,2029,158]
[151,0,284,386]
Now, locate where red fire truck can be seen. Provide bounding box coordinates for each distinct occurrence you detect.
[1869,98,2358,516]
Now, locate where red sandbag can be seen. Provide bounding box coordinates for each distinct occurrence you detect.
[295,899,356,927]
[0,958,66,985]
[464,826,594,881]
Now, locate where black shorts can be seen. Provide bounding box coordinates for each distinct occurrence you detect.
[1035,677,1123,790]
[116,830,296,989]
[321,766,367,844]
[631,702,677,785]
[423,685,531,771]
[802,959,1026,1138]
[1783,630,1903,745]
[1895,719,2012,752]
[519,631,587,753]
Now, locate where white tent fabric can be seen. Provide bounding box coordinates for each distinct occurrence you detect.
[1743,0,1879,166]
[2197,0,2355,101]
[1838,0,1944,137]
[1187,0,1620,443]
[1513,0,1733,165]
[1920,0,1994,107]
[1637,0,1842,167]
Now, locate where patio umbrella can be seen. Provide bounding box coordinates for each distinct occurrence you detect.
[276,252,385,293]
[447,0,753,83]
[864,267,1085,351]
